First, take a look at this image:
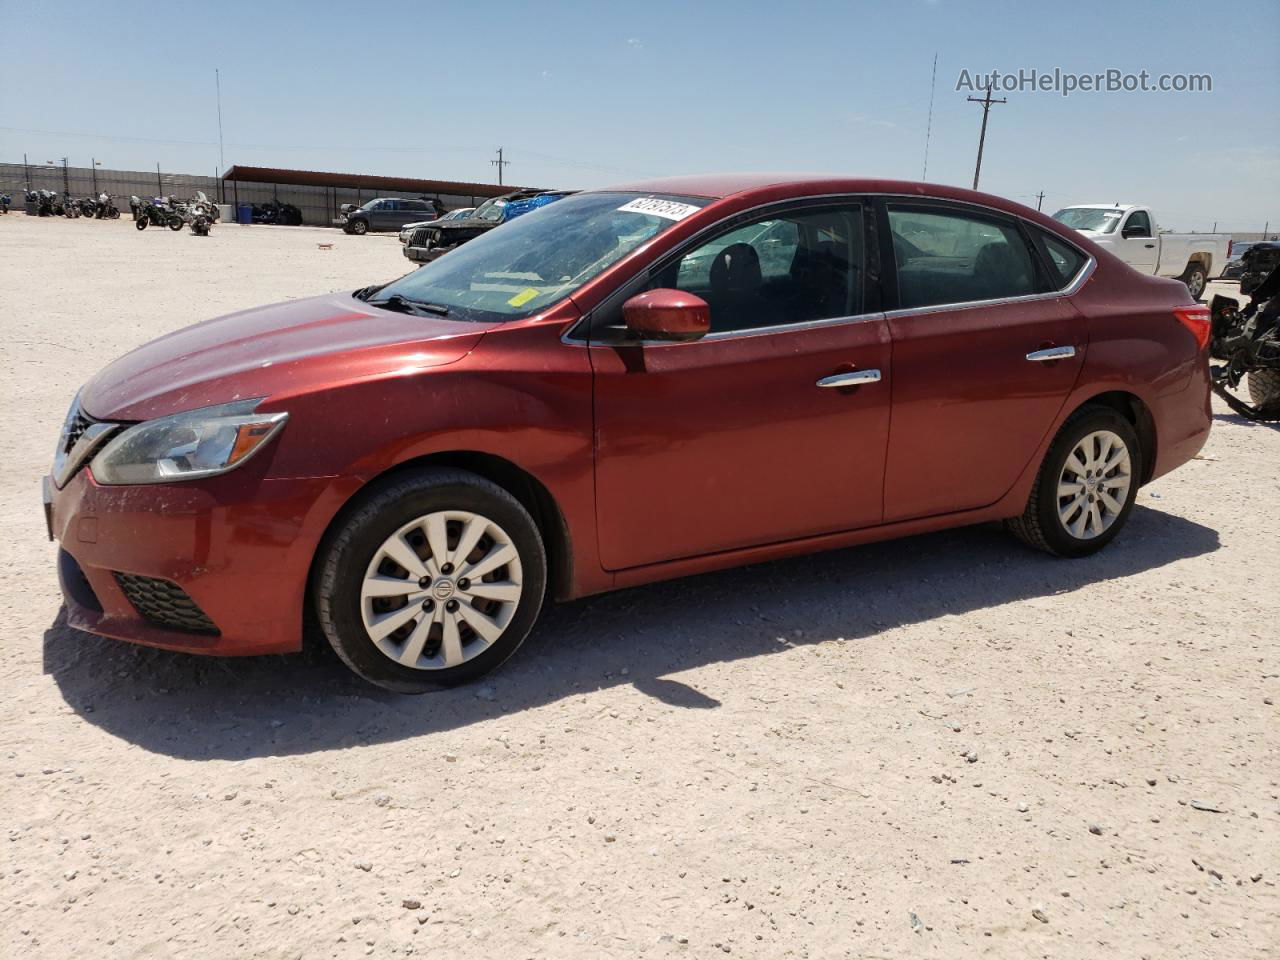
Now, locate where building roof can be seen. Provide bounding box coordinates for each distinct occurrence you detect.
[220,165,527,198]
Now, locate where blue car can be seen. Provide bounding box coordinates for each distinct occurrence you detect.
[404,189,574,263]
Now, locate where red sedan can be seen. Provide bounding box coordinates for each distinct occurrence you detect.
[45,175,1212,692]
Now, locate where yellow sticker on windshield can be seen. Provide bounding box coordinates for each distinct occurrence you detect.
[507,287,540,307]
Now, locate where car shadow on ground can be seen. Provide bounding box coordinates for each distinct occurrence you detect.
[43,505,1218,760]
[1213,411,1280,430]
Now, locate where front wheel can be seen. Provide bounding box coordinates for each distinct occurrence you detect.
[108,207,120,219]
[135,217,147,230]
[348,218,368,235]
[1007,406,1142,558]
[315,468,547,692]
[1180,262,1208,300]
[167,216,183,231]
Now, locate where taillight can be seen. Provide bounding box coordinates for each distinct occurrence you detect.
[1174,305,1211,349]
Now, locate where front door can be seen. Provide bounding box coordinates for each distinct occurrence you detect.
[589,201,892,570]
[880,201,1086,522]
[1116,209,1158,274]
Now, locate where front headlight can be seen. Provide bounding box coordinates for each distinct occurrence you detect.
[90,399,288,485]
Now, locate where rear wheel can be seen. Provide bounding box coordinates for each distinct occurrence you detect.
[1247,369,1280,417]
[315,468,547,692]
[1180,262,1208,300]
[167,216,183,231]
[1007,406,1142,558]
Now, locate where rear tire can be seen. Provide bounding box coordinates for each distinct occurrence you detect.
[315,468,547,693]
[167,216,183,231]
[1007,406,1142,558]
[1180,262,1208,300]
[1247,369,1280,417]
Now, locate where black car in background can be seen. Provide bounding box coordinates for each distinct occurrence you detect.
[341,197,445,235]
[403,189,573,262]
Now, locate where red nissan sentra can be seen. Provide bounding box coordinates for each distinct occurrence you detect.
[45,175,1212,692]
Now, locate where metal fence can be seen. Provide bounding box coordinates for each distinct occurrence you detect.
[2,161,496,226]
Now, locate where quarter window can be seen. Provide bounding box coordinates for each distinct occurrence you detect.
[652,206,864,333]
[888,206,1038,309]
[1035,229,1088,289]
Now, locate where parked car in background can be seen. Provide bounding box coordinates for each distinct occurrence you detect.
[403,190,573,262]
[1221,241,1273,280]
[398,207,476,244]
[1052,204,1229,299]
[45,174,1212,693]
[340,197,445,235]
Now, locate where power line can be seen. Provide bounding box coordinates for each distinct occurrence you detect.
[966,88,1007,191]
[922,52,937,180]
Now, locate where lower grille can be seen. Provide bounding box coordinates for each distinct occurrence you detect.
[114,573,220,635]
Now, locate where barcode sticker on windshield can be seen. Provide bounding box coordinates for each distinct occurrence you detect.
[616,198,701,221]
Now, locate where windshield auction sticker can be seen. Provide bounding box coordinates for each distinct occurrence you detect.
[617,198,701,221]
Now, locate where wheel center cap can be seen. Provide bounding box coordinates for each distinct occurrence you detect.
[432,579,456,601]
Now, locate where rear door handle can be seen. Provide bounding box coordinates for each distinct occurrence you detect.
[1026,346,1076,362]
[817,369,882,388]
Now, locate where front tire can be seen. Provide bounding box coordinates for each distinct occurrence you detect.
[1007,406,1142,558]
[167,216,183,231]
[349,218,368,235]
[1180,262,1208,300]
[135,217,147,230]
[315,468,547,692]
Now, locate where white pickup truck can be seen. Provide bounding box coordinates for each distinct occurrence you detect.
[1052,204,1230,300]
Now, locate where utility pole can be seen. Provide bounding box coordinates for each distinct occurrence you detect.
[1035,191,1045,211]
[156,162,163,197]
[215,68,225,172]
[92,158,101,195]
[966,88,1007,190]
[491,147,510,186]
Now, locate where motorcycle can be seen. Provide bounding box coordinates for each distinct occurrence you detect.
[252,199,302,226]
[1209,243,1280,421]
[27,190,55,216]
[63,197,82,218]
[89,194,120,219]
[132,196,183,231]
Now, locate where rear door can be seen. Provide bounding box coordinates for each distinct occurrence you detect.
[588,200,892,570]
[879,200,1087,522]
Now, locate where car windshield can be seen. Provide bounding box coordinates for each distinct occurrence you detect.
[477,199,507,222]
[359,199,383,211]
[373,192,709,321]
[1052,207,1124,234]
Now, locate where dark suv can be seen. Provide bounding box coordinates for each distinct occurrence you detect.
[341,198,444,235]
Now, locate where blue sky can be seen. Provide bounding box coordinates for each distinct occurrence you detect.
[3,0,1277,231]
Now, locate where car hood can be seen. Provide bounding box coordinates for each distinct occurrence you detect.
[80,291,490,422]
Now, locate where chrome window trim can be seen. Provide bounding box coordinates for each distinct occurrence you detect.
[562,191,1096,345]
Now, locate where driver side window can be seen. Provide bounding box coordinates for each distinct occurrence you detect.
[651,205,863,334]
[1124,210,1152,237]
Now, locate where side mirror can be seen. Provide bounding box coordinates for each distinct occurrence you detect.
[1122,224,1148,239]
[622,289,710,342]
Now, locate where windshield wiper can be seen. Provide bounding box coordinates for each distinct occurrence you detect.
[367,293,450,316]
[353,283,386,301]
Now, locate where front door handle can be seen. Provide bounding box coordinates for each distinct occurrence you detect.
[1144,243,1156,248]
[817,369,882,388]
[1026,346,1076,362]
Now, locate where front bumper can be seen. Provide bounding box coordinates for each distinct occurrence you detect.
[47,463,344,656]
[403,245,448,263]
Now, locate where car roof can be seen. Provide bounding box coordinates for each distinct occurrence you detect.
[1060,203,1139,212]
[588,173,1060,222]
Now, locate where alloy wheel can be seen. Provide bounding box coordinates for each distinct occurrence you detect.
[1056,429,1132,540]
[360,510,523,670]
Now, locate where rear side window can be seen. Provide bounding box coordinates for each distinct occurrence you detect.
[1035,229,1088,288]
[888,206,1037,309]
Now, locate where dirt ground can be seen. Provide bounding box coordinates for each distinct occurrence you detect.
[1,213,1276,960]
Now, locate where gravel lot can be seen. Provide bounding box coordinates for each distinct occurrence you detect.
[1,213,1277,959]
